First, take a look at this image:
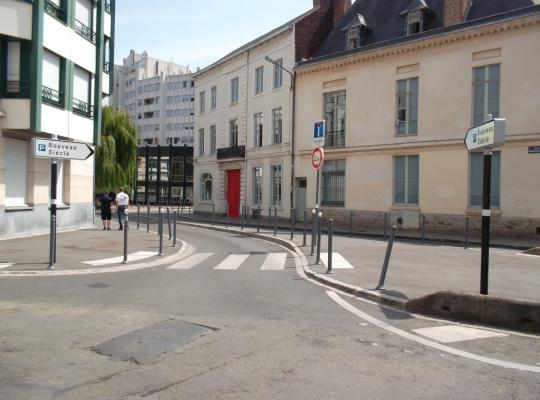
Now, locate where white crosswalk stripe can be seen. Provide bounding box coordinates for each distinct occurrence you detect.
[167,253,215,270]
[214,254,249,270]
[260,253,288,271]
[320,253,354,269]
[167,252,290,271]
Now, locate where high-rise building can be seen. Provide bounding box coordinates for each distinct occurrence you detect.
[112,50,195,146]
[0,0,114,238]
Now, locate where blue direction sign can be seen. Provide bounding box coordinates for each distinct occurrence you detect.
[313,120,325,147]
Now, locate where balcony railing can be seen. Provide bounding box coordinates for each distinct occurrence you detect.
[74,19,96,44]
[324,131,346,148]
[216,145,245,160]
[105,1,111,13]
[103,61,110,74]
[73,98,94,118]
[45,0,66,23]
[42,85,63,106]
[2,80,31,98]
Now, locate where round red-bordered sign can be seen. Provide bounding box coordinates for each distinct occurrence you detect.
[311,147,324,170]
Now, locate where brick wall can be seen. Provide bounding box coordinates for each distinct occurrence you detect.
[295,0,352,62]
[443,0,472,26]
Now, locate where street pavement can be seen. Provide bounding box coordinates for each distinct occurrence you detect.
[0,220,539,399]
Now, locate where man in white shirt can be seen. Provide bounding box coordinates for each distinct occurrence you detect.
[115,187,130,230]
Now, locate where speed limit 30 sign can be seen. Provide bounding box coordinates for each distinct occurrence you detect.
[311,147,324,170]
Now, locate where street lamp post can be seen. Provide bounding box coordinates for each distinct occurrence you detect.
[265,56,296,215]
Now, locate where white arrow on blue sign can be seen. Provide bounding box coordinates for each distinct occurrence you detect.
[313,120,326,148]
[32,138,95,161]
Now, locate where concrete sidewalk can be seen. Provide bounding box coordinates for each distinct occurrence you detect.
[0,222,178,274]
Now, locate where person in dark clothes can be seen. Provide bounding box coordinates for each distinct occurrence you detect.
[97,192,113,230]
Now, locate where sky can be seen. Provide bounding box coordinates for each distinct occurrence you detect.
[114,0,315,71]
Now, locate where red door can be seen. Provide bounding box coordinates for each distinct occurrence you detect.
[227,170,241,218]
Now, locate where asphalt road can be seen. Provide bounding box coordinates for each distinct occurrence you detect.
[0,224,538,399]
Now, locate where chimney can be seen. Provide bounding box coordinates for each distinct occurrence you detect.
[443,0,472,26]
[332,0,351,26]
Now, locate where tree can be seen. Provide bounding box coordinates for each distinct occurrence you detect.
[96,106,138,193]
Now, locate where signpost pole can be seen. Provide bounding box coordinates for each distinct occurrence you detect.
[48,159,58,270]
[480,150,492,295]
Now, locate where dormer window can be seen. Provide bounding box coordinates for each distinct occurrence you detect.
[407,9,423,34]
[342,14,370,50]
[400,0,434,36]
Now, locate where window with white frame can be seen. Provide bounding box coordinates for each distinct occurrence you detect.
[273,58,283,89]
[321,159,345,207]
[6,41,21,94]
[230,77,239,103]
[253,167,263,206]
[406,10,424,35]
[199,90,205,114]
[469,152,501,208]
[254,112,263,147]
[272,108,282,144]
[255,66,264,95]
[42,49,62,105]
[229,119,238,147]
[473,64,500,126]
[73,64,92,115]
[211,86,217,110]
[324,90,346,147]
[210,125,217,155]
[394,155,419,205]
[271,165,282,207]
[201,173,213,201]
[198,128,205,156]
[396,77,418,136]
[5,139,28,207]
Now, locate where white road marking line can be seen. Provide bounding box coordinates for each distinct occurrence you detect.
[260,253,288,270]
[320,253,354,269]
[326,291,540,373]
[0,263,14,269]
[214,254,249,270]
[82,251,158,266]
[167,252,214,270]
[412,325,508,343]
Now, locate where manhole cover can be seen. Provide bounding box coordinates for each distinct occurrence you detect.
[93,319,212,364]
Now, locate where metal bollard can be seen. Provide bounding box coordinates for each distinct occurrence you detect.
[376,225,397,290]
[465,216,470,249]
[274,207,278,236]
[241,205,245,230]
[310,208,317,255]
[290,208,295,240]
[226,204,230,228]
[422,214,426,245]
[246,206,250,227]
[167,208,172,240]
[137,204,141,230]
[173,211,177,247]
[316,211,323,264]
[268,207,272,228]
[146,205,150,233]
[158,210,164,256]
[122,209,129,264]
[350,211,354,235]
[384,213,388,239]
[48,215,56,270]
[257,207,261,233]
[302,210,307,247]
[326,218,334,274]
[212,203,215,226]
[157,206,162,236]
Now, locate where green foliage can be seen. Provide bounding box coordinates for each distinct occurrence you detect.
[96,106,138,193]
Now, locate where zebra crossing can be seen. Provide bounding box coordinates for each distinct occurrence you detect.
[167,252,355,271]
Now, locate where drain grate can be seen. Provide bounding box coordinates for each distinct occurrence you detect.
[93,319,212,364]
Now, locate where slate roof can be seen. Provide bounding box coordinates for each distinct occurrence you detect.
[305,0,538,65]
